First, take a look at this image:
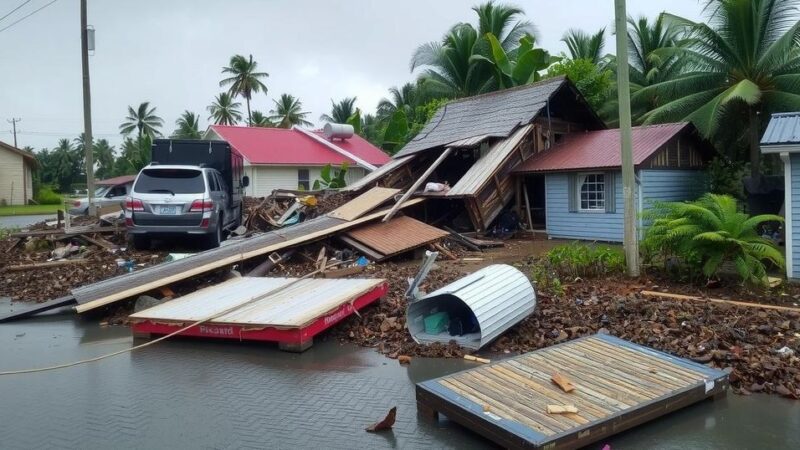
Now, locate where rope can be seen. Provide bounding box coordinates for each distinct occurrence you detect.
[0,267,329,376]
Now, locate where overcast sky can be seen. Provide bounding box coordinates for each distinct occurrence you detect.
[0,0,704,151]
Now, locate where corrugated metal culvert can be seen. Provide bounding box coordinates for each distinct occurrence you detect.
[406,264,536,350]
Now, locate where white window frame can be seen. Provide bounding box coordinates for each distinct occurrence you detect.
[576,172,606,212]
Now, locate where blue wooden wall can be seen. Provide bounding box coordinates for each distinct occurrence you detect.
[545,171,626,241]
[544,169,706,242]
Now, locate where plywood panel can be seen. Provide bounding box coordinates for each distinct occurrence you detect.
[328,187,400,221]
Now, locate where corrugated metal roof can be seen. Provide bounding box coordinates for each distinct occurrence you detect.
[513,122,690,173]
[342,155,414,192]
[130,277,384,327]
[447,125,531,197]
[407,264,536,350]
[396,77,568,157]
[345,216,449,259]
[761,112,800,145]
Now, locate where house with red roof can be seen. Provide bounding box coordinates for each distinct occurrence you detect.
[203,125,390,197]
[513,122,714,242]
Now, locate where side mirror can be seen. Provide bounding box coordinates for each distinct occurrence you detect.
[242,176,250,188]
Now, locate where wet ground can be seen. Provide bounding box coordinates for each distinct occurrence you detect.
[0,214,55,229]
[0,305,798,449]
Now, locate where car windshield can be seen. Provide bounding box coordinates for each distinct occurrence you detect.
[94,186,110,197]
[134,169,205,194]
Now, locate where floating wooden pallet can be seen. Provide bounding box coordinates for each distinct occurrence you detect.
[416,333,729,449]
[130,277,388,352]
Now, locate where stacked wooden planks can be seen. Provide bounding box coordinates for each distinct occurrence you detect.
[416,333,729,449]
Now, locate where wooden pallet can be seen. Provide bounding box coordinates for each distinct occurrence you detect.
[416,333,729,449]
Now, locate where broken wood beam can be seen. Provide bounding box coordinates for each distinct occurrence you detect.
[382,147,453,223]
[5,259,89,272]
[551,372,576,392]
[546,404,578,414]
[339,235,385,262]
[443,226,482,252]
[640,290,800,313]
[431,243,457,260]
[463,354,491,364]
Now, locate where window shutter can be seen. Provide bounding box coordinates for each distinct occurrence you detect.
[605,171,616,213]
[567,173,577,212]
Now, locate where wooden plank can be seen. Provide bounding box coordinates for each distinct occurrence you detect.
[338,235,386,261]
[641,290,800,313]
[74,198,425,313]
[328,187,400,221]
[579,339,707,380]
[569,341,700,387]
[0,296,77,323]
[489,365,610,419]
[383,147,452,223]
[4,259,89,272]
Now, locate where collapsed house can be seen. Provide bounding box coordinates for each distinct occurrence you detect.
[345,76,605,231]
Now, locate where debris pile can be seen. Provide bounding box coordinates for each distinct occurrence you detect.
[241,191,355,232]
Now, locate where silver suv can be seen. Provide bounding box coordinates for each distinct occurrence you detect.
[125,165,237,249]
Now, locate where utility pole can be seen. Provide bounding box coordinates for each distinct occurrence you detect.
[7,118,20,147]
[80,0,95,215]
[614,0,639,276]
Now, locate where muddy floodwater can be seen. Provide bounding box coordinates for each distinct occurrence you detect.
[0,304,798,449]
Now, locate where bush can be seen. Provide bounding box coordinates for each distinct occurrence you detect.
[36,186,62,205]
[643,193,784,286]
[544,241,626,279]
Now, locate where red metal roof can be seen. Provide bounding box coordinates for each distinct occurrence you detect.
[208,125,391,166]
[96,175,136,186]
[513,123,691,173]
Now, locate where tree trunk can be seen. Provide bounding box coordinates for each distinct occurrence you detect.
[749,107,761,181]
[246,97,252,126]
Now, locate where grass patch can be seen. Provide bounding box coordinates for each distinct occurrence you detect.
[0,204,65,216]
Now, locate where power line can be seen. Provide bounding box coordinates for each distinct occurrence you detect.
[0,0,59,34]
[0,0,32,23]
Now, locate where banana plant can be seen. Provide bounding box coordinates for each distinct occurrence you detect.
[312,163,349,190]
[472,33,560,89]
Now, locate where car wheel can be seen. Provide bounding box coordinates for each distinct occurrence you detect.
[205,219,222,249]
[130,234,151,251]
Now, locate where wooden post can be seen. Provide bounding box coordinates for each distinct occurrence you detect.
[382,147,453,223]
[614,0,640,276]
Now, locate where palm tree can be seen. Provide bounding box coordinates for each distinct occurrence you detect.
[93,139,115,179]
[250,111,274,127]
[172,111,202,139]
[220,54,269,125]
[320,97,357,123]
[207,92,243,126]
[377,83,418,121]
[637,0,800,179]
[119,102,164,138]
[410,1,534,98]
[562,28,606,64]
[269,94,312,128]
[53,138,80,192]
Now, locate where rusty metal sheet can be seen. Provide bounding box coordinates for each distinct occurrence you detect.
[345,216,448,259]
[328,187,400,221]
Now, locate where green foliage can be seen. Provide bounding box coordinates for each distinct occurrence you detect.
[119,102,164,138]
[475,33,559,89]
[381,110,409,153]
[707,157,745,199]
[172,111,203,139]
[207,92,242,125]
[545,241,626,279]
[35,185,62,205]
[547,58,613,111]
[312,163,348,190]
[562,28,606,64]
[321,97,358,124]
[636,0,800,178]
[643,193,784,286]
[346,109,362,135]
[220,54,269,125]
[113,135,152,176]
[269,94,311,128]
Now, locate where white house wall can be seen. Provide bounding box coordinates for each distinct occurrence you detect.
[246,165,369,197]
[0,148,28,205]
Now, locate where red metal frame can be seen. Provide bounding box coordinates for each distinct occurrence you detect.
[131,283,387,348]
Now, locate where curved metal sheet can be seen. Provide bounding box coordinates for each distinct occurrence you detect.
[407,264,536,350]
